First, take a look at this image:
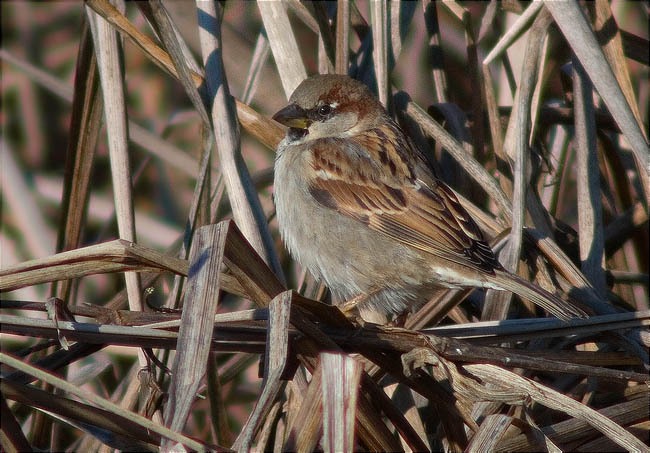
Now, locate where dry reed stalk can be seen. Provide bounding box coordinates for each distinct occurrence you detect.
[1,2,647,451]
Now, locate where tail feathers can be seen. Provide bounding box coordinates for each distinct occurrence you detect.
[491,271,587,320]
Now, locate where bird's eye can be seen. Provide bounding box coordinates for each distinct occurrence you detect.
[317,104,332,117]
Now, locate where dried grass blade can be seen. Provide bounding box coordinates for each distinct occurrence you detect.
[399,327,647,380]
[166,129,214,310]
[53,21,103,302]
[0,240,187,292]
[544,1,649,192]
[498,391,649,450]
[307,2,336,70]
[206,353,233,447]
[86,3,142,315]
[2,379,158,450]
[424,310,650,341]
[233,291,292,452]
[370,1,389,106]
[137,1,203,76]
[423,1,448,102]
[0,314,180,348]
[148,0,209,126]
[429,103,472,154]
[476,0,497,43]
[528,32,548,143]
[287,305,404,451]
[129,126,199,178]
[391,1,414,62]
[524,228,609,312]
[321,352,362,453]
[0,247,246,303]
[257,0,307,97]
[605,201,648,255]
[0,352,208,451]
[354,382,405,451]
[620,29,650,65]
[461,8,486,160]
[485,9,553,321]
[481,63,506,164]
[0,390,32,452]
[522,410,563,453]
[465,363,649,451]
[466,414,512,453]
[335,0,350,74]
[540,125,569,214]
[163,224,228,447]
[241,33,270,104]
[501,7,552,160]
[286,361,323,452]
[0,313,271,355]
[256,399,285,451]
[483,1,543,65]
[566,425,648,452]
[368,348,473,449]
[360,375,431,452]
[85,0,284,150]
[440,0,466,22]
[222,221,286,307]
[573,57,607,297]
[86,0,184,81]
[237,100,285,149]
[198,1,284,282]
[286,0,319,34]
[407,288,471,329]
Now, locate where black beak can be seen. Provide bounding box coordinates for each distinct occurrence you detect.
[272,103,311,129]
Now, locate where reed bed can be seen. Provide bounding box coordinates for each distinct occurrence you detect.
[1,1,648,451]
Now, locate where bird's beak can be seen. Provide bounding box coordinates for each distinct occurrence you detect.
[272,103,311,129]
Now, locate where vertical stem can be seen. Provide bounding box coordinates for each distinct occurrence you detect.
[574,57,606,297]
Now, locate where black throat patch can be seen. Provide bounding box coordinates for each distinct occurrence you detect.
[287,127,308,142]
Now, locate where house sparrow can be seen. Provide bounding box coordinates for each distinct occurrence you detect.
[273,74,582,321]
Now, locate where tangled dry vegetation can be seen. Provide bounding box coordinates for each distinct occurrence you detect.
[1,1,648,451]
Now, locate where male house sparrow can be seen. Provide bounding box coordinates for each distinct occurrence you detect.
[273,74,581,320]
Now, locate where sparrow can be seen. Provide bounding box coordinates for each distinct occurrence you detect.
[272,74,582,321]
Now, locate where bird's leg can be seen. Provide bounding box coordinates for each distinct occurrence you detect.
[338,293,368,318]
[390,311,409,328]
[338,290,392,325]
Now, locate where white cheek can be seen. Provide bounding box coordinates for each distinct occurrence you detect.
[306,122,330,140]
[307,112,358,139]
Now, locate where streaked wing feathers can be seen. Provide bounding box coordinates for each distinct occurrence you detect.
[307,128,502,273]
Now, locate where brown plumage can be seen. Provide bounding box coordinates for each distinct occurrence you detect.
[273,74,583,320]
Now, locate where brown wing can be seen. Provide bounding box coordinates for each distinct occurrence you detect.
[307,123,502,274]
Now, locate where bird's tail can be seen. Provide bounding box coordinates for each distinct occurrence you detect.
[491,270,587,320]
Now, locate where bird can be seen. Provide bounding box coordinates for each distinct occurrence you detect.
[272,74,583,321]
